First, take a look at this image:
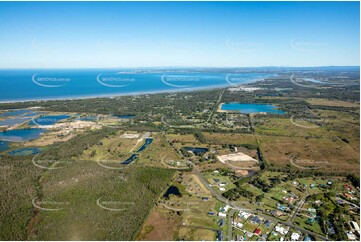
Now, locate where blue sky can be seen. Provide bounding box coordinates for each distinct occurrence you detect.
[0,1,359,68]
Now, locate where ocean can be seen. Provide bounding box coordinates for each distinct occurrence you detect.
[0,69,273,102]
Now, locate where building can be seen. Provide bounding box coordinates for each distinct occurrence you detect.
[303,236,312,241]
[250,216,262,224]
[216,230,224,241]
[346,232,356,241]
[254,228,262,236]
[239,211,252,219]
[274,224,289,235]
[291,232,301,241]
[344,193,354,199]
[350,221,360,234]
[344,184,352,191]
[218,212,227,218]
[264,220,272,228]
[218,219,225,227]
[235,222,243,229]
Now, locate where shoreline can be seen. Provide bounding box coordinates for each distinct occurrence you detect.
[0,83,235,105]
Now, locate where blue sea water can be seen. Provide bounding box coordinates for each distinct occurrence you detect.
[0,69,274,102]
[221,103,285,114]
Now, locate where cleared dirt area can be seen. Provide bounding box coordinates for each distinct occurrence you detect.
[187,174,211,195]
[136,209,181,241]
[259,135,360,174]
[217,152,257,163]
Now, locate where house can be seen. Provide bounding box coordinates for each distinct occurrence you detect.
[307,208,316,213]
[216,230,224,241]
[264,220,272,228]
[218,212,227,218]
[213,178,220,183]
[219,187,226,191]
[202,197,209,201]
[306,218,315,225]
[254,228,262,236]
[350,221,360,233]
[220,205,230,212]
[270,210,284,217]
[303,236,312,241]
[327,180,333,185]
[235,222,243,229]
[250,216,262,224]
[344,184,352,191]
[239,211,252,219]
[208,212,215,216]
[310,184,316,188]
[213,170,220,174]
[218,219,225,227]
[291,232,301,241]
[275,224,289,235]
[277,204,287,211]
[344,193,354,199]
[346,232,356,241]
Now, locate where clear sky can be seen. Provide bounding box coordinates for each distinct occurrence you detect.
[0,1,359,68]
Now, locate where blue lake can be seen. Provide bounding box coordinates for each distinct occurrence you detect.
[184,147,208,155]
[0,117,33,126]
[0,69,274,102]
[29,114,71,126]
[7,147,43,156]
[117,115,136,119]
[77,116,97,121]
[0,109,33,117]
[0,128,45,142]
[221,103,285,114]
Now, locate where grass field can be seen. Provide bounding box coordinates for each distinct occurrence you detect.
[306,98,359,108]
[258,135,359,174]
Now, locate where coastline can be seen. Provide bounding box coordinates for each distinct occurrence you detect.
[0,83,234,105]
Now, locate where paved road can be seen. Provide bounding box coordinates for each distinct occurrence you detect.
[290,199,306,223]
[163,132,328,241]
[228,209,236,240]
[191,163,328,241]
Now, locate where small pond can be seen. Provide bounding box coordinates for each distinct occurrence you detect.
[163,185,181,198]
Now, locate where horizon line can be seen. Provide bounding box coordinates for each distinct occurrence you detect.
[0,65,359,70]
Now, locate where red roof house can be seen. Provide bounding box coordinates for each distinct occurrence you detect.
[254,228,262,236]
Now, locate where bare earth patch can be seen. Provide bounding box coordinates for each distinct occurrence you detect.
[136,209,181,241]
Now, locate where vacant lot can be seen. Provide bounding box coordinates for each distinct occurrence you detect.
[203,132,257,147]
[307,98,359,108]
[259,136,359,174]
[136,208,181,241]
